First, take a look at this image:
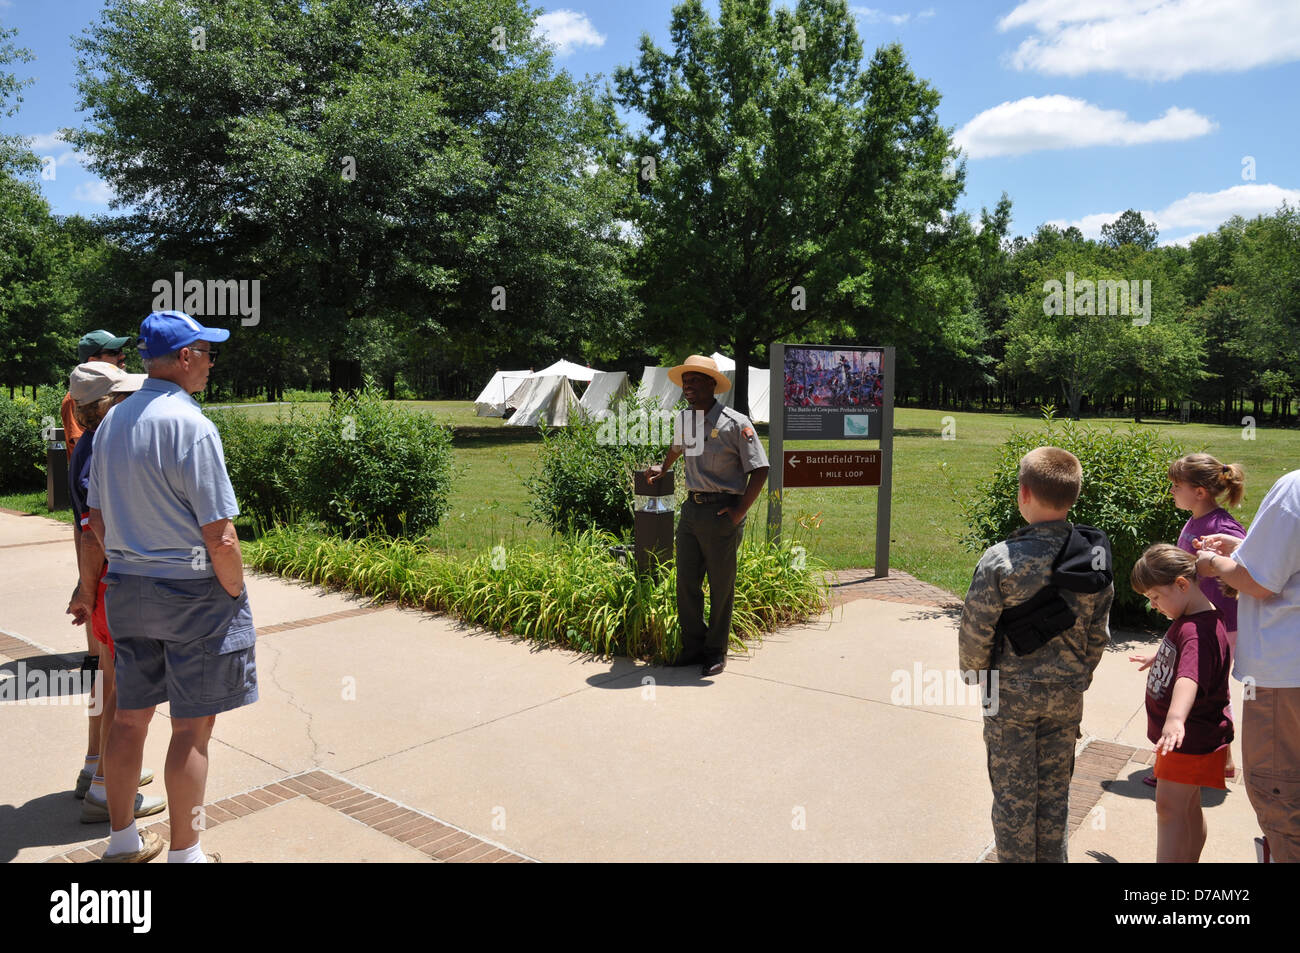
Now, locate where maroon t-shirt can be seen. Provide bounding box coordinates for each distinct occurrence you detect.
[1145,610,1233,754]
[1176,508,1246,631]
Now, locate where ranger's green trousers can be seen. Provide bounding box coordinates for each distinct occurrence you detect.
[675,497,745,660]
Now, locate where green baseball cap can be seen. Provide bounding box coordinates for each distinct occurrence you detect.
[77,330,133,362]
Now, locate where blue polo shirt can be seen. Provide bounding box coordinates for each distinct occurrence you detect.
[86,378,239,579]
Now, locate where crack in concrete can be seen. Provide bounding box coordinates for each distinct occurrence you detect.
[258,637,324,767]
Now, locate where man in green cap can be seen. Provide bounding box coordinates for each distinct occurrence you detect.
[62,330,132,454]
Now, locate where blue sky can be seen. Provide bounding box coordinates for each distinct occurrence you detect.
[4,0,1298,245]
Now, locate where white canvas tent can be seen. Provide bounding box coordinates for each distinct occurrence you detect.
[747,366,771,423]
[577,370,630,420]
[474,369,531,417]
[503,375,578,427]
[709,353,771,422]
[636,366,681,412]
[533,359,597,383]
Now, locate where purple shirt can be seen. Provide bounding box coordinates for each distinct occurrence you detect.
[1177,508,1246,631]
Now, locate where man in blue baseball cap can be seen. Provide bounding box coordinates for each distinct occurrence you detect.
[86,310,255,863]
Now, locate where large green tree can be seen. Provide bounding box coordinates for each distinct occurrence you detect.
[67,0,638,394]
[615,0,964,415]
[0,24,83,396]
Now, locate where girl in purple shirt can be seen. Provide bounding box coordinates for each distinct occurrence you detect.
[1169,453,1245,779]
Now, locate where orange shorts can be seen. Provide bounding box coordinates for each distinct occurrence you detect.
[1154,745,1228,789]
[90,566,114,659]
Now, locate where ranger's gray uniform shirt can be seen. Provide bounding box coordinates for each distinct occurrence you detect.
[673,401,769,494]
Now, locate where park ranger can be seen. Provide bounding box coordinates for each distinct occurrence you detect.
[648,355,769,677]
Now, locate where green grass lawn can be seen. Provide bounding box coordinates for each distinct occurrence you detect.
[9,402,1297,599]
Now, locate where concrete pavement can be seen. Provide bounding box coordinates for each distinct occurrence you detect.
[0,510,1264,862]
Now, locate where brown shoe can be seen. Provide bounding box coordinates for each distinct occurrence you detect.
[98,828,163,863]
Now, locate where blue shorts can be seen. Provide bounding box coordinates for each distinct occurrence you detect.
[103,572,258,718]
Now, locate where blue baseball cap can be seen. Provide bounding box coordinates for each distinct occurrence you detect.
[136,311,230,358]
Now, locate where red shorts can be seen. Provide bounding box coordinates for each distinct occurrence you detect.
[1154,745,1228,789]
[90,565,114,659]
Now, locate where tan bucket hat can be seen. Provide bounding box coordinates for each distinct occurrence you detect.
[69,362,146,405]
[667,354,731,393]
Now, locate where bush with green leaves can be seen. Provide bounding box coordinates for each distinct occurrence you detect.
[958,411,1189,623]
[0,391,65,491]
[246,524,827,662]
[294,388,456,536]
[206,408,301,525]
[525,393,678,537]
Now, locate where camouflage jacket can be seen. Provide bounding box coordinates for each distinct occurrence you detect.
[958,520,1114,691]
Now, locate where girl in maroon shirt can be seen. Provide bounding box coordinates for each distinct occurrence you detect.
[1130,544,1233,863]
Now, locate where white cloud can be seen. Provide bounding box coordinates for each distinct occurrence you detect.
[953,95,1214,158]
[1045,183,1300,240]
[533,10,605,56]
[998,0,1300,80]
[852,7,935,26]
[72,179,115,205]
[24,130,86,169]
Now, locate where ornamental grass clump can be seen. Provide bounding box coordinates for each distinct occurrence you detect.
[245,525,827,662]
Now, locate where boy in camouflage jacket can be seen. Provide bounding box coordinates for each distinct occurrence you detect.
[959,447,1114,862]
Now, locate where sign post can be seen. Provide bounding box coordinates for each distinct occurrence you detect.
[766,343,895,578]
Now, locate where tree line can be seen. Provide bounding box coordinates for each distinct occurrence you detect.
[1,1,1295,424]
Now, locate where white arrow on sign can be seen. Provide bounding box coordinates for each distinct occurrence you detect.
[789,456,800,467]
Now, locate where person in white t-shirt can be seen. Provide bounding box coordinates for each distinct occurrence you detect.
[1196,469,1300,862]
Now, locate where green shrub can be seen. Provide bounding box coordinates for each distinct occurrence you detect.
[525,393,677,537]
[294,388,456,536]
[0,391,65,491]
[245,524,828,662]
[958,411,1189,624]
[206,408,301,525]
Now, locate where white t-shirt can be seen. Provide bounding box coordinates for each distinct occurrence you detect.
[1232,469,1300,688]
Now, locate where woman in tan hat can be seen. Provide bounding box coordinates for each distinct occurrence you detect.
[648,355,769,677]
[64,363,166,834]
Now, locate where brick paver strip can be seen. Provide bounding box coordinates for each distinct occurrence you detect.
[280,777,318,796]
[340,796,383,815]
[395,819,441,842]
[380,814,427,838]
[232,793,268,813]
[258,605,390,636]
[0,537,68,550]
[828,569,963,609]
[425,833,474,859]
[204,804,239,825]
[374,811,421,834]
[445,842,497,863]
[45,766,533,863]
[216,797,254,818]
[409,825,458,849]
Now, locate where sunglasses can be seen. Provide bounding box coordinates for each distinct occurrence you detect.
[188,346,219,363]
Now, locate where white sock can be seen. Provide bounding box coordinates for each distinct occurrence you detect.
[89,775,107,800]
[108,821,141,856]
[168,842,206,864]
[83,755,100,775]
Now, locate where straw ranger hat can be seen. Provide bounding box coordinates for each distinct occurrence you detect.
[667,354,731,393]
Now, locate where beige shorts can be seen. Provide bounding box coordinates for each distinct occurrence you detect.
[1243,686,1300,863]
